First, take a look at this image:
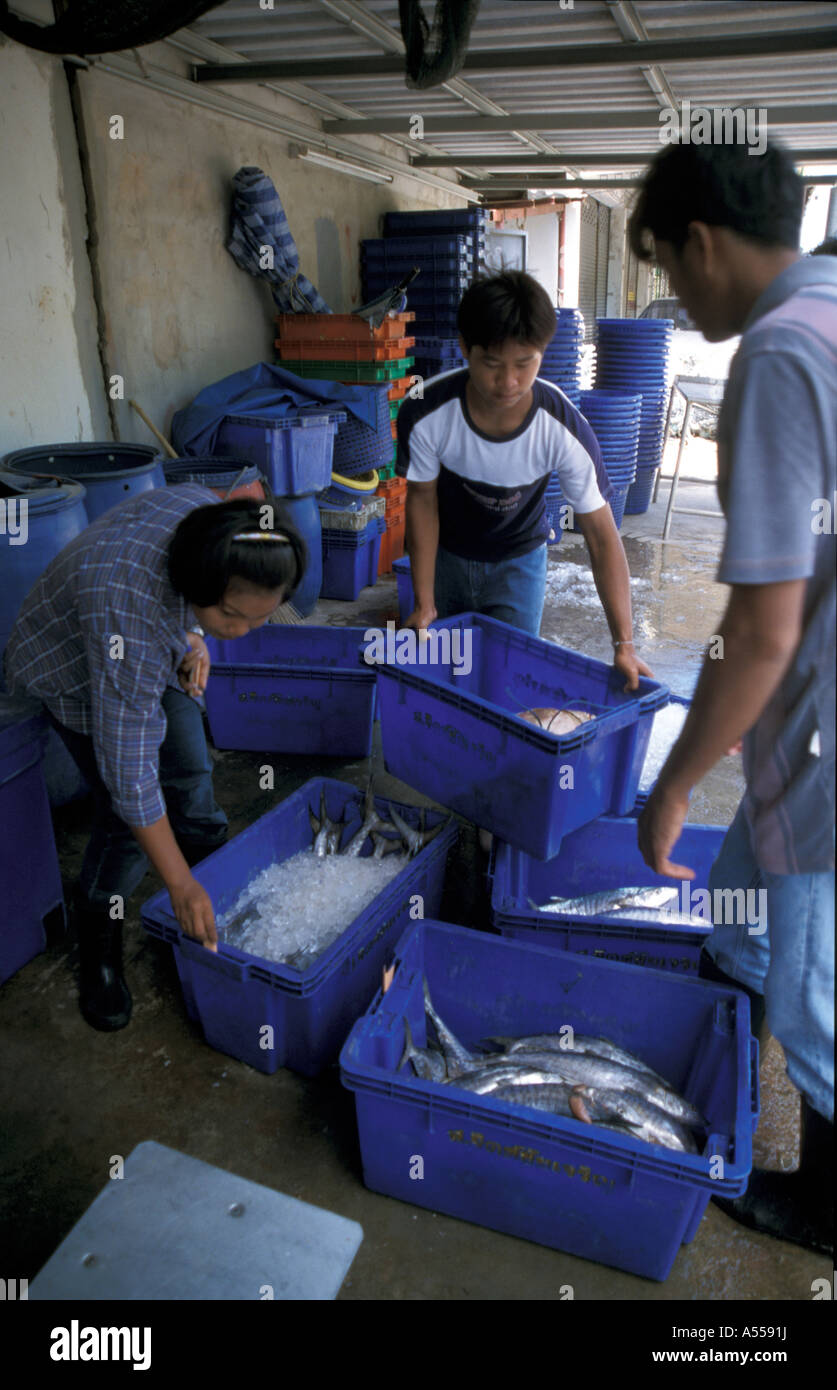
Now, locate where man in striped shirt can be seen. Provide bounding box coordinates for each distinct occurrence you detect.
[632,140,835,1255]
[4,486,305,1032]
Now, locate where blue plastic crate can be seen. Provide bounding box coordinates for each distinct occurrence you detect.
[215,411,344,497]
[0,708,65,983]
[203,627,378,757]
[369,612,669,859]
[362,235,474,260]
[339,919,758,1280]
[140,780,457,1076]
[489,809,724,972]
[321,517,384,600]
[333,388,392,478]
[392,554,414,625]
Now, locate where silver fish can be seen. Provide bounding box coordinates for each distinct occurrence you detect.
[388,805,445,859]
[542,884,678,917]
[447,1066,557,1094]
[481,1049,706,1128]
[371,831,405,860]
[486,1033,671,1087]
[570,1085,700,1154]
[399,1017,447,1083]
[423,977,475,1079]
[341,783,387,857]
[492,1082,576,1117]
[310,788,331,858]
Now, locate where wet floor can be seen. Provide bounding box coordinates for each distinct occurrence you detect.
[0,474,828,1303]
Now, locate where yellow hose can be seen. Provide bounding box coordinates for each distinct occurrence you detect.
[330,468,379,491]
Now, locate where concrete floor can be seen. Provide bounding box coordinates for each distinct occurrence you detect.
[0,457,830,1300]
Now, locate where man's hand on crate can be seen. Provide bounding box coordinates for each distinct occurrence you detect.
[403,605,438,634]
[169,873,218,952]
[612,641,655,693]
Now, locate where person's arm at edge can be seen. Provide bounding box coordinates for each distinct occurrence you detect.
[638,578,807,877]
[576,504,654,691]
[133,818,218,951]
[404,478,440,631]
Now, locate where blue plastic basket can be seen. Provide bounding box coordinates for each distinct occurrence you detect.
[489,809,724,971]
[0,708,64,983]
[163,458,263,495]
[215,411,344,497]
[363,234,474,260]
[333,389,392,477]
[321,517,384,599]
[203,627,378,757]
[140,779,457,1076]
[339,918,758,1280]
[370,612,669,859]
[625,468,659,515]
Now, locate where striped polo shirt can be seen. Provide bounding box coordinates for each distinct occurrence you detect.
[716,256,837,874]
[396,369,613,561]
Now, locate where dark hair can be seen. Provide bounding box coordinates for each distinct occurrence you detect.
[168,497,307,606]
[810,236,837,256]
[457,270,556,351]
[628,140,804,262]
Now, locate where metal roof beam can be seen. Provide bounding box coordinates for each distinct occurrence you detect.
[416,149,837,169]
[322,105,837,135]
[192,29,837,83]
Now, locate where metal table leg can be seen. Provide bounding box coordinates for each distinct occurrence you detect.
[662,401,692,540]
[653,382,678,504]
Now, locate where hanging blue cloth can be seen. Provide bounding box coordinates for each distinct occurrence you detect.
[170,361,379,456]
[226,166,332,314]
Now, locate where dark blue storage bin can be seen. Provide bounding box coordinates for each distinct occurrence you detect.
[203,626,378,756]
[0,708,65,983]
[140,778,457,1076]
[321,517,384,600]
[339,919,758,1280]
[369,612,669,859]
[332,389,391,478]
[215,410,344,497]
[392,555,414,625]
[489,810,724,971]
[1,443,165,521]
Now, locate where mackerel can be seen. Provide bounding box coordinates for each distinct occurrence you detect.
[570,1084,701,1154]
[423,977,476,1079]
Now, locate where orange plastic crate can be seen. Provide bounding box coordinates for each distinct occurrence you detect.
[276,312,414,343]
[387,377,413,401]
[277,338,415,362]
[376,477,407,511]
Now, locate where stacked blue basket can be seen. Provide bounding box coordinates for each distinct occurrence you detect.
[331,387,392,477]
[538,307,584,407]
[594,318,673,515]
[410,335,465,381]
[579,390,642,529]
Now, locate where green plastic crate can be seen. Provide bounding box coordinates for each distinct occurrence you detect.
[276,358,414,383]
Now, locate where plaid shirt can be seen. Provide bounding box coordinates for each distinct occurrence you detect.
[3,484,217,826]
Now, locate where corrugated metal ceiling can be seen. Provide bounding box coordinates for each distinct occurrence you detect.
[181,0,837,196]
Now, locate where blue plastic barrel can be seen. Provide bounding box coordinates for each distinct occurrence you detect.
[1,443,165,521]
[0,471,89,686]
[280,494,322,617]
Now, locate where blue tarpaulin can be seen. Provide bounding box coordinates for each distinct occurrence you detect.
[170,362,380,457]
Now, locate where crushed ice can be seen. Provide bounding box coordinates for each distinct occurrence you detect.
[217,847,408,971]
[639,701,690,791]
[545,562,650,611]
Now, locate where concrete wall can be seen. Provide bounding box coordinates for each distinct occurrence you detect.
[489,210,559,304]
[561,201,582,308]
[1,32,467,453]
[0,41,109,455]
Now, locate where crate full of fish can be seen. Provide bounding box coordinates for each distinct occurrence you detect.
[369,612,669,859]
[339,920,758,1281]
[140,778,457,1077]
[489,809,724,972]
[203,626,378,757]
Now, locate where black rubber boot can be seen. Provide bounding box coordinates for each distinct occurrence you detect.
[74,893,132,1032]
[713,1099,834,1257]
[698,948,767,1037]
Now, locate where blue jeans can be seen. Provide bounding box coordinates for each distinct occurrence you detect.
[47,687,228,911]
[434,543,548,636]
[705,802,834,1121]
